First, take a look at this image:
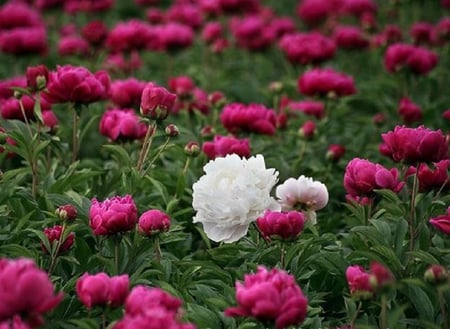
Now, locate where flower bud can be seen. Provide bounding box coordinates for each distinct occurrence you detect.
[184,141,200,157]
[26,64,49,91]
[299,120,316,139]
[424,265,449,285]
[55,204,78,221]
[200,125,215,139]
[13,90,23,99]
[165,124,179,137]
[326,144,346,162]
[269,81,283,94]
[138,209,171,236]
[140,82,176,122]
[208,91,226,107]
[42,225,75,254]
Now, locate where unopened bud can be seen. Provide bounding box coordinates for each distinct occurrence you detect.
[299,120,316,139]
[36,75,47,91]
[165,124,179,137]
[184,141,200,157]
[200,125,215,139]
[55,204,78,221]
[269,81,283,94]
[424,265,449,285]
[326,144,346,162]
[13,90,22,99]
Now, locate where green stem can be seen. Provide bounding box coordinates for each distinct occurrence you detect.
[48,222,67,275]
[299,140,307,163]
[280,242,286,269]
[154,235,162,262]
[136,122,156,172]
[380,294,388,329]
[114,236,120,275]
[141,136,171,177]
[350,302,362,328]
[71,104,80,163]
[408,165,420,252]
[438,287,449,329]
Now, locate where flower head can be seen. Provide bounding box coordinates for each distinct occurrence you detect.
[256,210,305,240]
[192,154,279,243]
[138,210,171,236]
[429,207,450,235]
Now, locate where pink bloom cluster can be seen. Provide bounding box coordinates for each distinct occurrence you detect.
[346,262,394,300]
[225,266,308,329]
[256,210,305,240]
[298,68,356,98]
[0,258,62,327]
[220,103,277,135]
[384,43,439,75]
[99,108,148,142]
[41,225,75,255]
[406,160,450,192]
[114,286,196,329]
[76,273,129,309]
[202,135,250,159]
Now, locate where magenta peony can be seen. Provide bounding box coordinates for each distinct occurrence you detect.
[202,135,251,159]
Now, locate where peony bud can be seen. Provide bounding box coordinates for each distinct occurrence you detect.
[424,264,449,285]
[138,209,171,236]
[165,124,179,137]
[299,120,316,139]
[184,141,200,157]
[26,64,49,91]
[55,204,78,221]
[268,81,283,94]
[326,144,346,162]
[140,82,176,121]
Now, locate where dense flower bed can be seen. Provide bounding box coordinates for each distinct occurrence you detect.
[0,0,449,328]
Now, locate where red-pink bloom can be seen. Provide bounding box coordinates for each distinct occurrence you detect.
[0,2,43,29]
[270,17,296,38]
[225,266,308,329]
[434,17,450,44]
[145,8,165,24]
[26,65,49,91]
[283,99,325,120]
[41,225,75,254]
[0,27,47,56]
[0,258,63,327]
[230,15,276,51]
[44,65,110,105]
[333,25,369,49]
[110,78,146,109]
[42,110,58,131]
[346,265,373,299]
[106,20,153,52]
[57,35,89,57]
[99,108,147,142]
[0,76,26,101]
[219,0,260,14]
[410,22,434,45]
[341,0,377,18]
[140,82,176,121]
[344,158,404,198]
[380,125,448,164]
[89,195,138,236]
[443,109,450,121]
[0,315,31,329]
[138,209,171,236]
[298,68,356,97]
[202,135,250,159]
[125,286,182,317]
[166,4,203,29]
[443,0,450,8]
[398,97,422,124]
[256,210,305,240]
[429,207,450,235]
[371,24,403,47]
[326,144,346,162]
[168,76,195,98]
[299,120,316,139]
[201,22,223,44]
[64,0,113,14]
[279,32,336,65]
[369,262,394,290]
[384,43,439,75]
[220,103,277,135]
[414,160,450,192]
[81,20,108,46]
[76,273,129,309]
[157,23,194,51]
[296,0,340,26]
[103,51,142,75]
[1,96,40,121]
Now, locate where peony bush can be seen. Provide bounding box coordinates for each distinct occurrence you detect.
[0,0,449,329]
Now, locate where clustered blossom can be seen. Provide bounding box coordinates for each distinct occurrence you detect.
[99,108,148,142]
[110,78,147,109]
[346,262,394,300]
[89,195,138,236]
[398,97,422,124]
[379,125,448,164]
[333,25,370,49]
[0,258,63,327]
[202,135,251,159]
[256,210,305,240]
[220,103,278,135]
[406,160,450,192]
[384,43,439,75]
[192,154,279,243]
[114,285,196,329]
[298,68,356,98]
[225,266,308,329]
[344,158,404,203]
[76,273,129,309]
[41,225,75,255]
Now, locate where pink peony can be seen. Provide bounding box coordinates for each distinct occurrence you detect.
[379,125,448,164]
[398,97,422,124]
[89,195,138,235]
[225,266,308,329]
[138,210,171,236]
[81,20,108,46]
[110,78,147,109]
[333,25,369,49]
[256,210,305,240]
[346,265,373,299]
[220,103,277,135]
[298,68,356,97]
[41,225,75,254]
[76,273,129,309]
[429,207,450,235]
[202,135,250,159]
[99,108,147,142]
[140,82,176,121]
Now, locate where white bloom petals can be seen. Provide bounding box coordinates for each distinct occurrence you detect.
[192,154,279,243]
[276,175,329,212]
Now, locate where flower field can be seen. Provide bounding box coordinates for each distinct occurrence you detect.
[0,0,449,328]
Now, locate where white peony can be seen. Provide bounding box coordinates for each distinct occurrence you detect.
[192,154,280,243]
[276,175,328,224]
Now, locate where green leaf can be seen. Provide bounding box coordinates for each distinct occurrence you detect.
[102,144,132,167]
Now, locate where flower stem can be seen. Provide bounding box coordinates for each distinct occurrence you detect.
[379,294,388,329]
[154,235,162,262]
[48,223,66,275]
[136,122,156,173]
[408,165,420,252]
[114,236,120,275]
[280,242,286,269]
[350,301,362,328]
[438,286,449,329]
[142,136,171,177]
[71,104,80,163]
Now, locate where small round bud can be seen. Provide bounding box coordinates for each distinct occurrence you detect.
[208,91,226,107]
[13,90,22,99]
[326,144,346,162]
[269,81,283,94]
[299,120,316,139]
[200,125,215,139]
[424,265,449,285]
[165,124,179,137]
[184,141,200,157]
[138,209,171,236]
[55,204,78,221]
